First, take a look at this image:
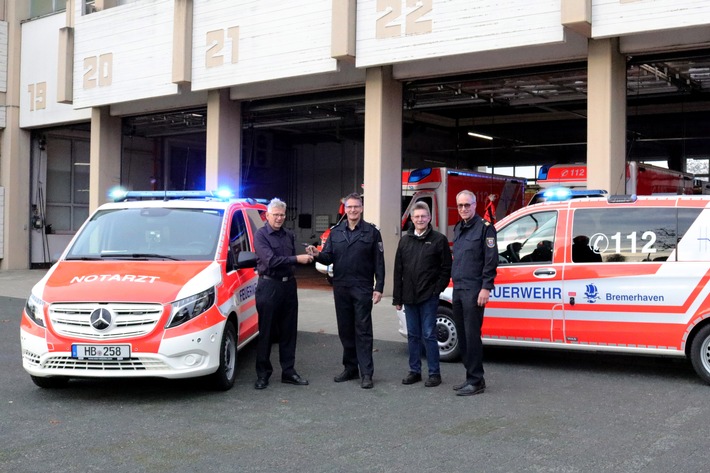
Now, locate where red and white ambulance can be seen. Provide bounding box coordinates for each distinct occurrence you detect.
[399,194,710,384]
[20,190,263,390]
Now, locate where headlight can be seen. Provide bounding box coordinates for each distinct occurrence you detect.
[25,294,46,328]
[166,287,215,328]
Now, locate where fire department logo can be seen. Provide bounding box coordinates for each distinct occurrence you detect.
[90,308,113,331]
[584,284,600,304]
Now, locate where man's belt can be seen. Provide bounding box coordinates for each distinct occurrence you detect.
[259,274,294,282]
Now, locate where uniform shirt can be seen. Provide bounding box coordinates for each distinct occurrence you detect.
[254,223,297,279]
[316,219,385,293]
[393,224,452,306]
[451,215,498,291]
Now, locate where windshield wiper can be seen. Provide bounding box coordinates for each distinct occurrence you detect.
[65,256,103,261]
[100,253,183,261]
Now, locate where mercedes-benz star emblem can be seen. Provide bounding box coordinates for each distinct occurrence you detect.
[90,308,113,331]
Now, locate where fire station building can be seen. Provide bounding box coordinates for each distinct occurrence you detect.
[1,0,710,281]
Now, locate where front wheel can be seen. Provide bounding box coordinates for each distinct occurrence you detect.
[690,324,710,384]
[436,306,462,362]
[209,321,238,391]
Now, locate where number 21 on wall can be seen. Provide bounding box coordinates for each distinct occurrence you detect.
[206,26,239,68]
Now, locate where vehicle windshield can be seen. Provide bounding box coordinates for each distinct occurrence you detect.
[66,207,224,261]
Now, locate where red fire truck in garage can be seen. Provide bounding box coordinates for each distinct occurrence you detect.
[315,167,526,278]
[536,161,694,196]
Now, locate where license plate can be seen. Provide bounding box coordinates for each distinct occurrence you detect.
[71,344,131,360]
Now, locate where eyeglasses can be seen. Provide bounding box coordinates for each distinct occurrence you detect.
[271,213,286,218]
[457,203,473,209]
[344,205,362,210]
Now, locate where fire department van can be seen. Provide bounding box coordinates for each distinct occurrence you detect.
[399,194,710,384]
[20,190,263,390]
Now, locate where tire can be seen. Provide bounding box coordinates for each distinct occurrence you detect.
[690,324,710,384]
[436,305,462,362]
[210,321,238,391]
[30,375,69,389]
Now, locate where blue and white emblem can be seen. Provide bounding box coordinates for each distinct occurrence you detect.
[584,283,600,304]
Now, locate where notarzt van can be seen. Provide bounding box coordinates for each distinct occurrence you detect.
[399,194,710,384]
[20,191,263,390]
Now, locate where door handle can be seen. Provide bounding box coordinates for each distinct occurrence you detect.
[533,268,556,277]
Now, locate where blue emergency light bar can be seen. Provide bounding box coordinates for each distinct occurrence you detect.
[110,189,235,202]
[542,188,607,201]
[408,168,432,183]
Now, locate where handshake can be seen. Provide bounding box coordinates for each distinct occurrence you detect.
[304,244,319,257]
[295,244,319,265]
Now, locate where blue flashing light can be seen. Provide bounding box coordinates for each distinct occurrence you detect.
[542,187,571,200]
[408,168,432,183]
[108,187,128,201]
[215,188,235,199]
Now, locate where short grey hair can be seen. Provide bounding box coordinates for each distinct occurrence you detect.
[343,193,363,205]
[412,201,431,215]
[456,190,476,203]
[267,198,287,213]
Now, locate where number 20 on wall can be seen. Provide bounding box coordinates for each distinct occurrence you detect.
[83,53,113,89]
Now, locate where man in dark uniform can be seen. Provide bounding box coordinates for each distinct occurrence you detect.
[306,193,385,389]
[393,201,452,387]
[451,190,498,396]
[253,198,313,390]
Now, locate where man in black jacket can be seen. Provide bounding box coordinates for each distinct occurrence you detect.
[452,190,498,396]
[306,193,385,389]
[393,202,452,387]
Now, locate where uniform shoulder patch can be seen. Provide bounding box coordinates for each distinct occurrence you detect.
[482,218,490,226]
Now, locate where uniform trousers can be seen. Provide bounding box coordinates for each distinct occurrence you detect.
[255,277,298,379]
[452,288,485,384]
[332,285,374,376]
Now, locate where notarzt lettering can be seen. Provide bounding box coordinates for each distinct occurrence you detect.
[70,274,160,284]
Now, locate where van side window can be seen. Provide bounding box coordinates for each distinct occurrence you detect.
[229,211,250,260]
[572,208,688,263]
[496,211,557,264]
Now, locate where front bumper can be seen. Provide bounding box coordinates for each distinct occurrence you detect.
[20,321,226,380]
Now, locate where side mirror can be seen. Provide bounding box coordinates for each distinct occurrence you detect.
[236,251,258,269]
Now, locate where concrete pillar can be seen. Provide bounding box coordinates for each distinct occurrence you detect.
[364,66,402,296]
[0,2,31,269]
[587,38,627,194]
[206,89,241,194]
[89,107,122,211]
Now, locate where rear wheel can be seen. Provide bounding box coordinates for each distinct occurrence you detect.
[436,306,462,362]
[690,324,710,384]
[210,321,238,391]
[30,375,69,389]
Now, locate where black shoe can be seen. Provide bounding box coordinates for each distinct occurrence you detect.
[456,379,486,396]
[281,373,309,386]
[361,375,373,389]
[334,369,360,383]
[425,375,442,387]
[453,381,469,391]
[402,372,422,385]
[254,377,269,390]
